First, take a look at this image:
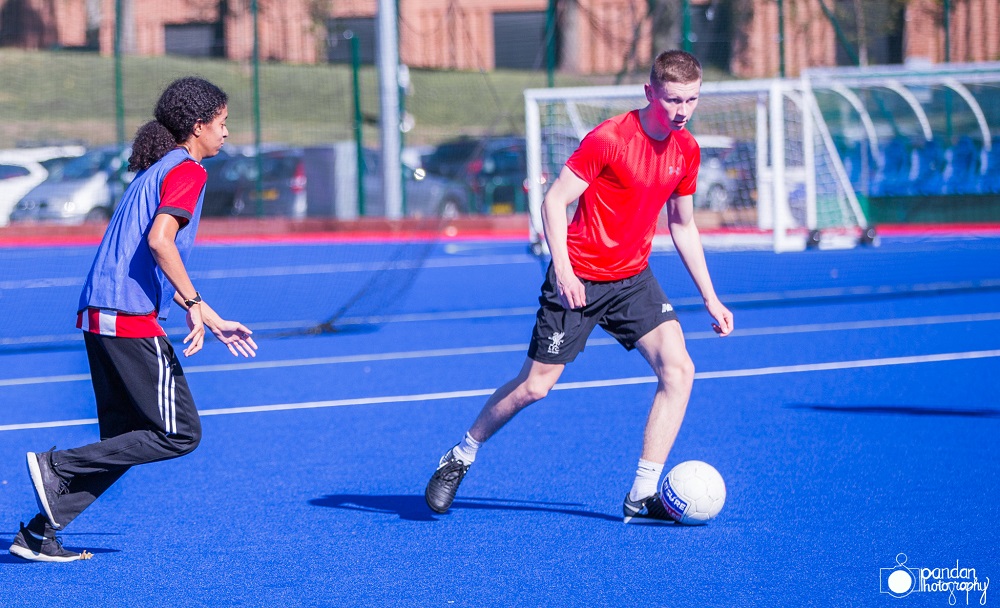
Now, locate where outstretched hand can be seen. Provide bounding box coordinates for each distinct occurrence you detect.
[208,320,258,358]
[182,301,258,358]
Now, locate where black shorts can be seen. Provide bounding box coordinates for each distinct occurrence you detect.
[527,264,679,364]
[83,332,200,441]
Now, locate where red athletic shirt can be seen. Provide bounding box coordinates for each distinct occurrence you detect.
[77,157,206,338]
[564,110,700,281]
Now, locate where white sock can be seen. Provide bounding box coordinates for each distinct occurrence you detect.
[628,459,664,501]
[452,432,482,464]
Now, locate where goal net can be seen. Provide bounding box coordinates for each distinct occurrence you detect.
[524,79,869,253]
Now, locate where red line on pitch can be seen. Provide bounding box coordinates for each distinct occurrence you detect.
[4,218,1000,248]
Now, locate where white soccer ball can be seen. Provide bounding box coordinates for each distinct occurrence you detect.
[660,460,727,525]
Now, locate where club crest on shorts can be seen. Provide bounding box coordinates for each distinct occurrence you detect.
[662,303,673,313]
[547,331,565,355]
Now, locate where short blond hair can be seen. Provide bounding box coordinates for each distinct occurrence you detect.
[650,50,702,89]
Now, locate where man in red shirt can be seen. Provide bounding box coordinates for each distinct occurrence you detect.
[425,50,733,523]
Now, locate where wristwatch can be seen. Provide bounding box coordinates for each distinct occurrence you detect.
[183,292,202,308]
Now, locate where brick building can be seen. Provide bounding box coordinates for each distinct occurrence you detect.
[0,0,997,77]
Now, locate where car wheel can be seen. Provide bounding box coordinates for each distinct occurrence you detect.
[84,206,110,222]
[231,194,248,217]
[707,184,729,212]
[439,198,462,219]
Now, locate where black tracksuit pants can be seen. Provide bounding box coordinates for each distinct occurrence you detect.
[46,332,202,528]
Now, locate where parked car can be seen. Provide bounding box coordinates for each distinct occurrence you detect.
[362,148,469,218]
[692,135,741,212]
[202,147,307,219]
[10,146,131,223]
[0,145,85,226]
[421,137,502,180]
[725,139,757,208]
[424,132,584,215]
[423,135,528,214]
[0,158,47,227]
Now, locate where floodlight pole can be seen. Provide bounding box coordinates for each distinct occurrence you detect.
[377,0,403,219]
[546,0,557,87]
[347,32,366,216]
[251,0,264,217]
[943,0,951,63]
[114,0,125,149]
[943,0,953,141]
[777,0,786,77]
[681,0,692,53]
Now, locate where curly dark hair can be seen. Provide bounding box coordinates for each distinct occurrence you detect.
[128,121,177,172]
[129,77,228,171]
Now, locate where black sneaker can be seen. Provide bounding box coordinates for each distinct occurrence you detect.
[623,493,677,524]
[9,522,92,562]
[27,450,67,530]
[424,447,470,514]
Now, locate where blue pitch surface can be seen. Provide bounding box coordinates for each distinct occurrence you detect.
[0,236,998,607]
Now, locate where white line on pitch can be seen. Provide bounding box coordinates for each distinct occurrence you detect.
[0,418,99,432]
[1,349,997,433]
[2,312,1000,388]
[556,349,1000,387]
[0,253,538,290]
[7,306,1000,350]
[682,311,1000,339]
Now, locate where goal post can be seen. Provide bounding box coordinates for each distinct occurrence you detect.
[524,78,868,254]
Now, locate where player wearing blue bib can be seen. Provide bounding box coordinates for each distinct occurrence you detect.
[9,77,259,563]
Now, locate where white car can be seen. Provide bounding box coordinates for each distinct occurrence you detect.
[0,146,85,226]
[11,147,131,224]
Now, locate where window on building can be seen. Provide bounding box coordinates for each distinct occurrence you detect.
[328,18,376,64]
[84,0,101,50]
[164,23,224,58]
[494,11,553,70]
[689,2,731,71]
[834,0,904,66]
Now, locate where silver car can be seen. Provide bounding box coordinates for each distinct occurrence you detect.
[11,147,132,224]
[362,148,470,218]
[693,136,740,212]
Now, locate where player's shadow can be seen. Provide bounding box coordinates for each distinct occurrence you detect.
[309,494,621,523]
[786,403,1000,418]
[0,531,122,564]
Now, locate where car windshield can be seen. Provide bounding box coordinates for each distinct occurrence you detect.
[489,147,524,172]
[701,148,730,162]
[260,155,301,178]
[0,164,32,180]
[218,152,301,181]
[427,142,479,163]
[39,156,79,173]
[45,150,116,182]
